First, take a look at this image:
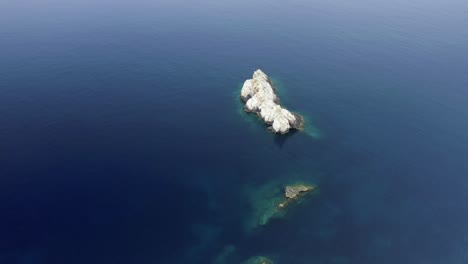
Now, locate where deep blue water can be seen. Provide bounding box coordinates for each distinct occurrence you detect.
[1,0,468,263]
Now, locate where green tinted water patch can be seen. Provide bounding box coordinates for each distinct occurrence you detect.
[241,255,276,264]
[243,180,285,231]
[213,246,277,264]
[242,177,319,232]
[213,244,237,264]
[298,113,322,139]
[184,224,221,263]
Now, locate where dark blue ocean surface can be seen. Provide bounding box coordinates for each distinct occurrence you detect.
[1,0,468,263]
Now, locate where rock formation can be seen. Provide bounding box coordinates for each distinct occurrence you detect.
[278,184,316,208]
[284,184,314,199]
[240,69,304,134]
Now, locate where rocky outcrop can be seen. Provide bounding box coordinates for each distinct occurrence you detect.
[284,184,314,199]
[278,184,316,208]
[240,69,304,134]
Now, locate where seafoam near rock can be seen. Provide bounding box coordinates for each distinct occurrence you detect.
[240,69,304,134]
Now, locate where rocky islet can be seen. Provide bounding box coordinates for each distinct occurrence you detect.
[240,69,304,134]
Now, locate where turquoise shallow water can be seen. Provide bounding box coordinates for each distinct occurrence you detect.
[1,0,468,263]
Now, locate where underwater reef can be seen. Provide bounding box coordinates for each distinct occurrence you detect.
[245,181,317,230]
[242,255,275,264]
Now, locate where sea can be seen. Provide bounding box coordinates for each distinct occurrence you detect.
[1,0,468,263]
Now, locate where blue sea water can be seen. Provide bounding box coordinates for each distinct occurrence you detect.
[1,0,468,263]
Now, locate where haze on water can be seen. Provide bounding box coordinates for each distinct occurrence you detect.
[1,0,468,263]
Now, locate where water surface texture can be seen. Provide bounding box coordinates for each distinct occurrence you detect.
[1,0,468,263]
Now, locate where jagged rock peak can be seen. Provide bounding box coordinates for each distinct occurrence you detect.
[240,69,304,134]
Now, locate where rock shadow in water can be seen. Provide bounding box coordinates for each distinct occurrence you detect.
[273,130,298,148]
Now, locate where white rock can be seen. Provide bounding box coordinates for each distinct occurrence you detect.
[240,69,304,134]
[240,79,253,100]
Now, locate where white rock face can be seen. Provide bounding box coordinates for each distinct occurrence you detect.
[240,69,303,134]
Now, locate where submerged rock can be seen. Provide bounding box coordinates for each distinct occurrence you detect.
[245,181,317,229]
[242,256,275,264]
[240,69,304,134]
[213,244,236,264]
[245,182,286,229]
